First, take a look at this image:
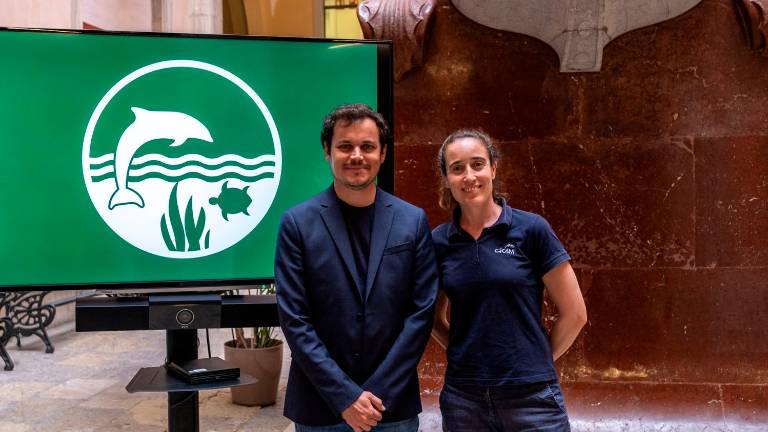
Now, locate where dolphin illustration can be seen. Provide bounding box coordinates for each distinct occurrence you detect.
[108,107,213,209]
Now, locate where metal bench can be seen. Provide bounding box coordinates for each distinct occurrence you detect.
[0,291,56,371]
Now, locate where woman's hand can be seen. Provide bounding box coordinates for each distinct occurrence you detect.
[543,261,587,361]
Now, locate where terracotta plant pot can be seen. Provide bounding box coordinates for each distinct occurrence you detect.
[224,338,284,406]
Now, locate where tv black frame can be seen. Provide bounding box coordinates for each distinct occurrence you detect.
[0,26,394,293]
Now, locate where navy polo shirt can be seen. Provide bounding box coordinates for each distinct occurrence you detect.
[432,200,570,386]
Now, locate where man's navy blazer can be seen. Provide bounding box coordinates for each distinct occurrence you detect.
[275,186,438,426]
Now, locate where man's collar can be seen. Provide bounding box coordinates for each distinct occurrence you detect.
[323,184,390,208]
[331,182,380,207]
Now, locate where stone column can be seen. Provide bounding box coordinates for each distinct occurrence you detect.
[155,0,223,34]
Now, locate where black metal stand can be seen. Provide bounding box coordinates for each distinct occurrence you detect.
[77,293,276,432]
[167,329,199,432]
[124,329,258,432]
[0,291,57,371]
[0,317,13,371]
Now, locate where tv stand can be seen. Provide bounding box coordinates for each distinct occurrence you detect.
[124,329,256,432]
[77,293,277,432]
[166,329,199,432]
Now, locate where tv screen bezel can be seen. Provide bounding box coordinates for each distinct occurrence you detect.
[0,26,394,293]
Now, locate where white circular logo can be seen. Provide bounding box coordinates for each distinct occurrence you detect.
[82,60,281,258]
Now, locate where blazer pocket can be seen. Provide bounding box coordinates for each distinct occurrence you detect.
[383,241,414,255]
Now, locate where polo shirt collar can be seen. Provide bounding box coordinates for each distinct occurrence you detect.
[447,198,511,241]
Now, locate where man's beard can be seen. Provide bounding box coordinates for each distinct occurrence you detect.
[337,175,376,191]
[335,162,377,191]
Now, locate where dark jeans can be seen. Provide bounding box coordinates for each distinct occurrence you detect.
[439,381,570,432]
[295,417,419,432]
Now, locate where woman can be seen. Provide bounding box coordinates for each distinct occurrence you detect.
[431,129,587,432]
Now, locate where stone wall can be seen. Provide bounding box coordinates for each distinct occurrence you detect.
[396,0,768,393]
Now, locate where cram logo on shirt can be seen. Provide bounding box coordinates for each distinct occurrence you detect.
[82,60,281,259]
[494,242,516,255]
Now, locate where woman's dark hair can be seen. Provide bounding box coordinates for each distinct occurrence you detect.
[436,128,502,210]
[320,104,390,153]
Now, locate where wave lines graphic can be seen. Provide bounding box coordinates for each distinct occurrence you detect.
[89,153,275,168]
[89,153,276,183]
[91,172,274,183]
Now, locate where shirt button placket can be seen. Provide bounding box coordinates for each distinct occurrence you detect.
[356,311,365,363]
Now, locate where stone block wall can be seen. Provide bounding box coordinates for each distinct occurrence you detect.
[393,0,768,396]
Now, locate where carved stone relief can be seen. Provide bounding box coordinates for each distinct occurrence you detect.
[358,0,437,80]
[736,0,768,54]
[450,0,703,72]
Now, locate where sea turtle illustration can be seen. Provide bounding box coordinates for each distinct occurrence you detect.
[209,181,252,221]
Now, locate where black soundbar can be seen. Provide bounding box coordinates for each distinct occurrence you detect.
[76,294,279,332]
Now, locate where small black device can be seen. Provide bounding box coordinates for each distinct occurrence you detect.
[166,357,240,385]
[175,308,195,326]
[148,294,222,329]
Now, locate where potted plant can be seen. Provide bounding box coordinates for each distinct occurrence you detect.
[224,284,283,406]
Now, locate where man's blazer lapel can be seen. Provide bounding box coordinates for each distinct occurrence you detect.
[364,191,394,303]
[319,187,364,299]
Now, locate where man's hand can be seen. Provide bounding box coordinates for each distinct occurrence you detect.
[341,391,385,432]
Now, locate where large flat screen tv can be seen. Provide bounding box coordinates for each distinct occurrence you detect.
[0,28,392,292]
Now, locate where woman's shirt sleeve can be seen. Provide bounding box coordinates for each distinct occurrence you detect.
[528,214,571,278]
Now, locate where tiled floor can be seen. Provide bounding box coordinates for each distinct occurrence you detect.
[2,323,766,432]
[0,322,295,432]
[562,381,768,432]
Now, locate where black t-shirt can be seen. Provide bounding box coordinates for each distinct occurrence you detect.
[338,198,376,297]
[432,200,570,386]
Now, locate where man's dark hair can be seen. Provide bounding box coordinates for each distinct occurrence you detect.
[320,104,390,153]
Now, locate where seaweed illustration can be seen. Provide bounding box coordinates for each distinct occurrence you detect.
[161,183,209,252]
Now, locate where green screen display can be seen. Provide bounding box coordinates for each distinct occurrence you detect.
[0,29,387,289]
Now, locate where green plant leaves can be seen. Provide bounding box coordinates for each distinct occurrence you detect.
[161,182,210,252]
[168,183,185,252]
[185,197,206,251]
[233,284,280,349]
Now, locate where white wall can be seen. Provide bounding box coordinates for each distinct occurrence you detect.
[0,0,222,33]
[0,0,79,29]
[81,0,153,31]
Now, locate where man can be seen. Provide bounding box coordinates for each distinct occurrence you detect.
[275,104,438,432]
